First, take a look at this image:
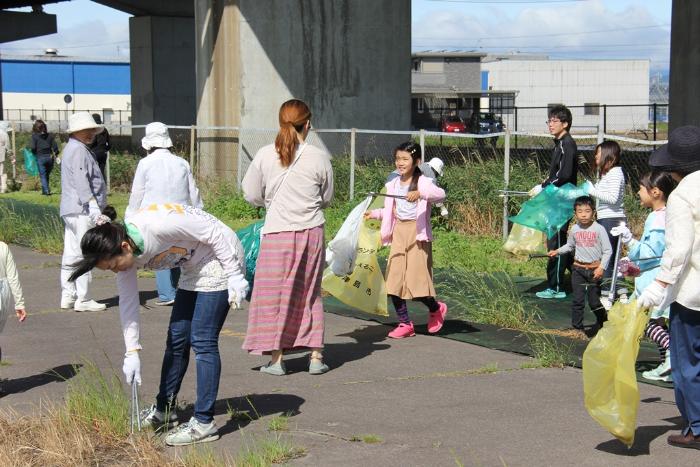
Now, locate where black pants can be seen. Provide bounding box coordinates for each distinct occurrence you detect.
[571,266,606,329]
[546,222,572,291]
[597,217,626,279]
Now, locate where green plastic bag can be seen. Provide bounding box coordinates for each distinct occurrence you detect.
[23,148,38,177]
[583,299,651,447]
[236,220,264,284]
[509,183,581,238]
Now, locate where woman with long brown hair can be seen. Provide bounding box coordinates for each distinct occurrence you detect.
[30,119,59,195]
[241,99,334,375]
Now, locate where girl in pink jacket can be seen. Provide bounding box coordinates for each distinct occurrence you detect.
[365,142,447,338]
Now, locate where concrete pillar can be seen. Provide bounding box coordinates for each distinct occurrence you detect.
[669,0,700,130]
[129,16,196,146]
[194,0,411,176]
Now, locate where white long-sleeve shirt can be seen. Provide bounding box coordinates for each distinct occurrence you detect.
[0,241,24,310]
[125,149,202,218]
[0,129,9,163]
[588,166,625,219]
[655,170,700,311]
[116,204,247,351]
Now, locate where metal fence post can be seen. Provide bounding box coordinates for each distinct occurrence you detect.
[419,129,425,163]
[514,106,518,149]
[350,128,356,200]
[189,124,196,169]
[10,122,16,179]
[603,104,607,135]
[653,103,658,141]
[597,111,605,144]
[502,127,511,242]
[237,128,243,192]
[106,154,111,194]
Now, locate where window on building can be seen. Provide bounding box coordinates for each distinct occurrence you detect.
[421,60,444,74]
[416,98,425,114]
[412,60,420,72]
[584,103,600,116]
[489,95,515,115]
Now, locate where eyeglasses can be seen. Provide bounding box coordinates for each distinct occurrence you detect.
[546,118,562,125]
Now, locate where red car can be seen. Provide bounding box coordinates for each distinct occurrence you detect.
[441,116,467,133]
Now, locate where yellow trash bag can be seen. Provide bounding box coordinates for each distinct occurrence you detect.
[582,299,651,447]
[322,221,388,316]
[503,223,546,255]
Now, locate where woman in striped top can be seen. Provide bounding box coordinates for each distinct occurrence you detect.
[584,140,627,279]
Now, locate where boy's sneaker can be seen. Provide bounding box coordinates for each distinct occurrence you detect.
[536,289,566,299]
[165,417,220,446]
[427,302,448,334]
[388,322,416,339]
[140,404,179,431]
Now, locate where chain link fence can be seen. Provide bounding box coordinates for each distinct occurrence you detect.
[1,120,666,239]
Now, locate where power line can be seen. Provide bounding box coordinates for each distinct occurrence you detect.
[427,0,589,3]
[412,43,670,49]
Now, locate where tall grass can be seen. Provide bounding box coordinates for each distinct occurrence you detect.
[0,203,64,253]
[439,268,542,331]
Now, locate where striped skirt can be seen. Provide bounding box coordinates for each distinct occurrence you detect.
[242,226,325,355]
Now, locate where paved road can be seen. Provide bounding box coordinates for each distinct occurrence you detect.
[0,245,694,466]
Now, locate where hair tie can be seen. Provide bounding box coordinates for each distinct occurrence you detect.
[95,214,111,226]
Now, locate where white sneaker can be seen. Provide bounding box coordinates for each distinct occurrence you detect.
[60,297,76,309]
[643,352,672,382]
[73,299,107,312]
[165,417,219,446]
[140,404,178,431]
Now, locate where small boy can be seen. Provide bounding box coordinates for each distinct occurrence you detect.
[548,196,611,338]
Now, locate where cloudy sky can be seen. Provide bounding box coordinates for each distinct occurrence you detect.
[2,0,671,71]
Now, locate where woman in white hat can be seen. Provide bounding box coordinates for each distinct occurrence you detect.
[59,111,107,312]
[127,122,203,305]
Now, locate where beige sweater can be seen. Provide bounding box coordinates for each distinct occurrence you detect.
[0,242,24,309]
[242,143,334,234]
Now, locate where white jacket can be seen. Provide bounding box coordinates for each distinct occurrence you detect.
[116,205,247,351]
[0,241,24,310]
[0,129,10,163]
[656,170,700,311]
[126,149,202,218]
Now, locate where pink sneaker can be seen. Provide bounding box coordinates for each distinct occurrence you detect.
[388,322,416,339]
[428,302,448,334]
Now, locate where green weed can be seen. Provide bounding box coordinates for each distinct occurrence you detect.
[235,434,306,466]
[267,413,290,432]
[471,363,500,374]
[526,332,576,368]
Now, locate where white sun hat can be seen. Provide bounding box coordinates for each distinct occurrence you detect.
[67,111,101,133]
[141,122,173,150]
[0,121,9,132]
[427,157,444,177]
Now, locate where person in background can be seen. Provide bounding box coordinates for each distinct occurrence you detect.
[639,125,700,450]
[59,112,107,312]
[90,114,111,180]
[30,119,59,196]
[582,140,627,280]
[531,105,578,299]
[0,121,13,194]
[387,157,448,217]
[127,122,203,306]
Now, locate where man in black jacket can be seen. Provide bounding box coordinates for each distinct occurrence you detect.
[529,105,578,299]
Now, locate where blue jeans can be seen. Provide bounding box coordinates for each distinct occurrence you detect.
[155,288,230,424]
[155,268,180,301]
[670,302,700,436]
[37,155,54,194]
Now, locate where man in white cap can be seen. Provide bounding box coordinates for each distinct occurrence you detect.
[0,121,13,193]
[387,157,448,217]
[126,122,203,305]
[59,112,107,312]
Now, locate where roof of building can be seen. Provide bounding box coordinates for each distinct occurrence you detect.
[0,53,129,64]
[412,50,486,59]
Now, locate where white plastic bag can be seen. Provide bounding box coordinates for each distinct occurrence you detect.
[0,278,14,334]
[326,195,373,276]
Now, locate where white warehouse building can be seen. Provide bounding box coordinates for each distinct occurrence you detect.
[482,56,650,134]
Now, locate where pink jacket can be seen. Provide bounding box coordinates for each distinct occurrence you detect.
[368,175,446,245]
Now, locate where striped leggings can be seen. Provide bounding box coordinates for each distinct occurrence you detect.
[645,320,670,360]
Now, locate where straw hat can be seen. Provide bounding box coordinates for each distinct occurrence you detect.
[141,122,173,150]
[67,112,101,133]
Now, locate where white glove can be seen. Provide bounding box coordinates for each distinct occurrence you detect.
[638,281,667,310]
[610,225,633,244]
[55,157,61,165]
[87,198,102,226]
[528,184,543,198]
[440,206,449,218]
[228,274,249,309]
[123,351,142,385]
